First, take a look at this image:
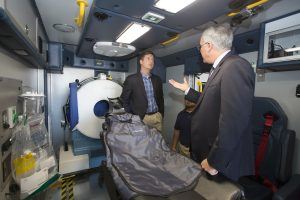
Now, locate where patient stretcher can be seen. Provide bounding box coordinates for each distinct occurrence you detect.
[100,113,243,200]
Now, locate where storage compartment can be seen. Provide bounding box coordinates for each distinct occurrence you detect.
[5,0,37,47]
[258,11,300,70]
[0,0,48,68]
[264,25,300,63]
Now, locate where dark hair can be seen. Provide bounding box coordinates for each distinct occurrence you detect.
[184,95,197,104]
[139,50,154,61]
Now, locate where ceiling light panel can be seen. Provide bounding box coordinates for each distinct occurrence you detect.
[116,22,151,44]
[154,0,197,13]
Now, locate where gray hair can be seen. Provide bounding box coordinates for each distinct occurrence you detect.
[201,24,233,50]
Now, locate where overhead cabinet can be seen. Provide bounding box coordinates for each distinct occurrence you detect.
[0,0,48,68]
[5,0,37,47]
[258,11,300,70]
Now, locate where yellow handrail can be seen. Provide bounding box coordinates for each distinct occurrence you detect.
[246,0,269,10]
[75,0,88,27]
[160,34,180,46]
[227,10,240,17]
[227,0,269,17]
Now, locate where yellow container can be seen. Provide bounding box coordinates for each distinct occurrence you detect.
[13,152,36,176]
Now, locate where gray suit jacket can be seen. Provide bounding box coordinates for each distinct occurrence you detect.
[186,53,255,181]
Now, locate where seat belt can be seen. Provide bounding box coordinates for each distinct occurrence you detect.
[254,113,278,192]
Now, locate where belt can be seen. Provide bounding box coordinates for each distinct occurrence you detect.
[146,111,158,115]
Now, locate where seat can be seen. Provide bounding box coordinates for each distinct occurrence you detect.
[239,97,300,200]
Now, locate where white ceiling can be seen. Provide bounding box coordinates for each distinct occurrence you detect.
[35,0,94,45]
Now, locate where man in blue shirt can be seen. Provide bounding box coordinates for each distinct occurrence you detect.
[120,51,164,132]
[171,99,196,157]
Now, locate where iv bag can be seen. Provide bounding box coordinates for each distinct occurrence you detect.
[11,122,37,185]
[11,91,58,196]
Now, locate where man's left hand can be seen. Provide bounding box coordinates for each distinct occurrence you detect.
[201,159,218,175]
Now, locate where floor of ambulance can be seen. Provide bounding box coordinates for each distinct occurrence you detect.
[44,171,110,200]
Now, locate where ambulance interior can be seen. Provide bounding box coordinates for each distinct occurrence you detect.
[0,0,300,199]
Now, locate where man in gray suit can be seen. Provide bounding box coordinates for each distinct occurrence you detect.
[169,24,255,181]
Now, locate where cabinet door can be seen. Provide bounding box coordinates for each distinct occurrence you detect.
[184,56,211,74]
[37,18,48,62]
[5,0,37,46]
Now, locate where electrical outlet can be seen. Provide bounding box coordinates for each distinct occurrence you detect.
[60,120,66,127]
[256,69,265,82]
[296,84,300,98]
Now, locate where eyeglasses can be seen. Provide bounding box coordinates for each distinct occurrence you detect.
[197,42,209,51]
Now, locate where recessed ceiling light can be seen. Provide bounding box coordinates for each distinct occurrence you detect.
[154,0,197,13]
[53,24,76,33]
[116,22,151,44]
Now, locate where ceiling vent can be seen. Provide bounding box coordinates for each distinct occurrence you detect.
[93,42,136,57]
[142,12,165,24]
[94,12,109,22]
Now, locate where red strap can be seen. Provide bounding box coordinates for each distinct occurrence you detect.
[255,114,278,192]
[263,177,278,192]
[255,114,274,174]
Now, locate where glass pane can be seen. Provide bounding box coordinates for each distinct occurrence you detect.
[268,28,300,59]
